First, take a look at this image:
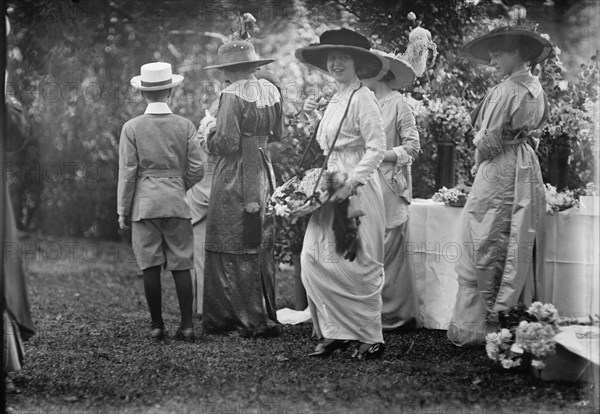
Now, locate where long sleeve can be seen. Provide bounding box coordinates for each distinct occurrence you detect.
[472,84,511,161]
[393,100,420,165]
[349,91,386,184]
[270,101,284,142]
[207,93,242,156]
[117,122,138,217]
[184,123,204,191]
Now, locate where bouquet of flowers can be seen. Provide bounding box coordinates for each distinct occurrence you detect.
[486,302,561,370]
[432,184,470,207]
[270,168,341,218]
[420,96,472,144]
[544,183,578,214]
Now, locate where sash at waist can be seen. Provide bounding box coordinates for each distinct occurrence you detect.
[503,137,528,146]
[138,169,183,178]
[244,135,269,147]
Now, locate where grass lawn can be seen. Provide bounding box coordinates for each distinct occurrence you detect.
[6,235,599,413]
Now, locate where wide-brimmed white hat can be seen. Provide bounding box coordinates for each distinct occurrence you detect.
[295,28,389,80]
[370,49,416,89]
[130,62,184,91]
[204,41,274,70]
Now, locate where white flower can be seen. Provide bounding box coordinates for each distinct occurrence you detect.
[486,341,499,359]
[407,12,417,21]
[540,33,551,41]
[531,359,546,369]
[508,5,527,21]
[499,328,512,341]
[273,203,289,217]
[510,342,524,354]
[501,358,520,369]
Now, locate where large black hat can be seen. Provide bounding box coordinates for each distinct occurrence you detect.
[295,28,388,79]
[462,26,553,66]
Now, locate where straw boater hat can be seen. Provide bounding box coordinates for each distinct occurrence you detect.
[295,28,389,80]
[130,62,183,91]
[370,49,416,89]
[204,41,274,71]
[462,26,553,66]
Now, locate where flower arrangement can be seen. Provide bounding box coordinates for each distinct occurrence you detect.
[270,168,340,218]
[420,96,472,144]
[486,302,561,370]
[544,183,578,214]
[541,100,593,151]
[432,183,470,207]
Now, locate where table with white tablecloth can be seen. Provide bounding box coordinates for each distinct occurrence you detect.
[408,198,600,329]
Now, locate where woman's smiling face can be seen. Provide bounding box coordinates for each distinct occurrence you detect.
[327,50,357,83]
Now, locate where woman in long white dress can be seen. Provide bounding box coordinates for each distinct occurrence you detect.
[296,28,388,359]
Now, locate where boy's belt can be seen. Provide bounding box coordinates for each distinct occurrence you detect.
[138,169,183,178]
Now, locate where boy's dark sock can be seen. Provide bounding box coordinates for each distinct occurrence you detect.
[142,266,163,330]
[172,270,194,329]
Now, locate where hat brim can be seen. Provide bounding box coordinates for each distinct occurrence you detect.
[295,45,388,80]
[462,30,553,66]
[387,58,416,89]
[370,50,416,89]
[130,74,184,91]
[204,59,275,70]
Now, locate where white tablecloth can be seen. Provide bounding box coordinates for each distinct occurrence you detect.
[408,198,600,329]
[539,207,599,318]
[408,199,462,329]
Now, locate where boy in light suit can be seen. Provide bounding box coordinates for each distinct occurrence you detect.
[118,62,203,341]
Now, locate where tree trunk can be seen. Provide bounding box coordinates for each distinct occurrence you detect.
[436,142,456,189]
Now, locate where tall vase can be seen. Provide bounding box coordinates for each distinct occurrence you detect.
[547,142,570,191]
[436,141,456,190]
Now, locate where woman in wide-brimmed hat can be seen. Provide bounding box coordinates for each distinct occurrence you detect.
[296,28,388,359]
[448,26,553,346]
[201,38,284,337]
[361,27,436,332]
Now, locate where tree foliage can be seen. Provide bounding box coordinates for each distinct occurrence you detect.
[5,0,598,264]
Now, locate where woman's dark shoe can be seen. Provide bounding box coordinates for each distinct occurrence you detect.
[307,339,351,357]
[147,328,166,341]
[351,342,385,360]
[174,327,195,342]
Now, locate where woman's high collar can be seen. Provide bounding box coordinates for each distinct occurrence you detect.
[336,77,361,95]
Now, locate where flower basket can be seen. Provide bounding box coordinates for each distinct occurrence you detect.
[270,168,334,218]
[432,185,470,207]
[486,302,600,381]
[545,183,578,214]
[486,302,561,370]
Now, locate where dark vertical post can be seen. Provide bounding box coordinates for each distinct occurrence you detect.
[1,2,8,412]
[436,142,457,189]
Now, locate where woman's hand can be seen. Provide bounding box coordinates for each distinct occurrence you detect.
[118,215,130,230]
[471,164,479,177]
[329,184,353,202]
[303,96,318,114]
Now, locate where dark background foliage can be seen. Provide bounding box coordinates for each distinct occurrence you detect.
[5,0,599,262]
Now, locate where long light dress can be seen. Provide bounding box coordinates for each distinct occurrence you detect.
[377,91,421,330]
[301,78,387,344]
[448,70,548,346]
